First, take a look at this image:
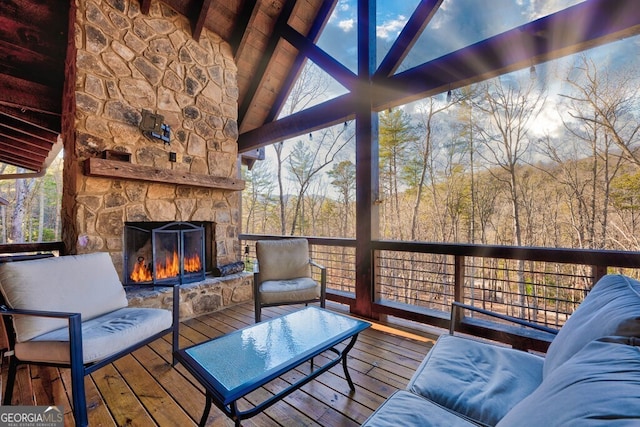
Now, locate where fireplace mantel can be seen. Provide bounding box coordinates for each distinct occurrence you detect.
[84,158,245,191]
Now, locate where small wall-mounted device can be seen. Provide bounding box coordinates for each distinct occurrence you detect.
[140,109,171,145]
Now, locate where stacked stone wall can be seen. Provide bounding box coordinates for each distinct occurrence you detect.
[64,0,241,276]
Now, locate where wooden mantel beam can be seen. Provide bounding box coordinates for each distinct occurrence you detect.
[84,158,245,191]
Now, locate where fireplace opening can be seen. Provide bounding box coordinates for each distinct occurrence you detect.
[124,221,208,285]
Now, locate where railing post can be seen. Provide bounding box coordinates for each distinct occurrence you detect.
[454,255,465,304]
[450,255,465,329]
[591,264,608,288]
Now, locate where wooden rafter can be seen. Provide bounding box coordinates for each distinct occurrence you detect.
[237,0,297,128]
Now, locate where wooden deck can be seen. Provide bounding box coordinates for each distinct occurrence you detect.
[1,302,438,426]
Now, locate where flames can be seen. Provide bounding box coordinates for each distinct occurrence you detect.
[130,251,202,282]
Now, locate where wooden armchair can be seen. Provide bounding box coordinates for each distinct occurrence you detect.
[0,252,180,427]
[253,238,326,322]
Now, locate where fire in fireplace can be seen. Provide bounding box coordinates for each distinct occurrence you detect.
[124,221,206,285]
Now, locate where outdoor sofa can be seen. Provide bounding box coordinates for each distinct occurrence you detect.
[362,274,640,426]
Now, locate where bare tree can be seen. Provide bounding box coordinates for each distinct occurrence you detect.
[563,56,640,168]
[275,63,331,234]
[474,76,546,317]
[287,124,353,235]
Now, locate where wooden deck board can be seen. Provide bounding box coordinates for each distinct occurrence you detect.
[1,302,436,426]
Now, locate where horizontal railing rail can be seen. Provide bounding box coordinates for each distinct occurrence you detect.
[242,234,640,351]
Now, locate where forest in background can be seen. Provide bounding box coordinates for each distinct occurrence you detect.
[0,158,62,244]
[2,48,640,258]
[242,52,640,253]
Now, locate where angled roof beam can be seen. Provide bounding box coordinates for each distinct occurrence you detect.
[238,93,356,151]
[280,24,357,91]
[375,0,443,78]
[374,0,640,109]
[237,0,297,128]
[191,0,214,41]
[229,0,257,55]
[264,0,337,124]
[140,0,152,14]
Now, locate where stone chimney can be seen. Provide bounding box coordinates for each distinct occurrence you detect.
[61,0,243,277]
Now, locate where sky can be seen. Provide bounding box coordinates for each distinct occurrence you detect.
[260,0,640,196]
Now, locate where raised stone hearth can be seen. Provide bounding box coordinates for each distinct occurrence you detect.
[127,272,252,320]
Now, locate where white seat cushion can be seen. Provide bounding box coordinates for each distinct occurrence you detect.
[407,334,544,426]
[0,253,128,342]
[258,277,320,304]
[14,307,172,364]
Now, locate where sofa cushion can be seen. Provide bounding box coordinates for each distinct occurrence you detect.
[361,390,482,427]
[0,253,128,342]
[256,239,310,282]
[543,274,640,377]
[407,334,544,426]
[14,307,172,364]
[497,336,640,427]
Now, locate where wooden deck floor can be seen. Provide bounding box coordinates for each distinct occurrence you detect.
[1,302,438,426]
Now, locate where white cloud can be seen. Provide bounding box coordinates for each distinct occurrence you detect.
[377,15,407,40]
[338,19,355,32]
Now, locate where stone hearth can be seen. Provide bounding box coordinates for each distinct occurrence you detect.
[127,272,252,320]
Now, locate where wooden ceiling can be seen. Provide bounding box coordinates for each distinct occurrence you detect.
[1,0,640,175]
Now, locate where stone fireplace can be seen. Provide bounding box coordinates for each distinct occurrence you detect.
[58,0,252,317]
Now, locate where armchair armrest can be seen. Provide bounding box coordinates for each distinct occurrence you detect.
[450,302,559,335]
[309,260,327,304]
[0,305,84,369]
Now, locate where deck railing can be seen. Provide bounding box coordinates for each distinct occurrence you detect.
[241,234,640,350]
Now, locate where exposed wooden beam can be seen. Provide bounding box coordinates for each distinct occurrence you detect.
[264,0,338,124]
[229,0,257,55]
[0,105,61,134]
[0,125,56,149]
[280,24,357,90]
[375,0,443,78]
[191,0,214,41]
[140,0,152,14]
[0,153,43,171]
[0,74,61,115]
[237,0,297,129]
[238,94,356,152]
[0,114,58,142]
[374,0,640,109]
[0,139,52,160]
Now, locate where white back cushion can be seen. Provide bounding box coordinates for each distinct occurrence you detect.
[256,239,311,282]
[0,252,128,342]
[497,337,640,426]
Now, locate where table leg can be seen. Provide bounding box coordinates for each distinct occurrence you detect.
[341,333,360,391]
[199,392,213,427]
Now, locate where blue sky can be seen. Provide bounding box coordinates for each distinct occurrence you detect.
[316,0,585,73]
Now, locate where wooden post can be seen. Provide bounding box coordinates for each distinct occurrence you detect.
[352,0,379,320]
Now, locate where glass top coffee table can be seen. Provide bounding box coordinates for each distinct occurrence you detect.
[174,306,371,426]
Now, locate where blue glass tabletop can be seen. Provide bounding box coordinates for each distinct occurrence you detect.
[180,306,371,403]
